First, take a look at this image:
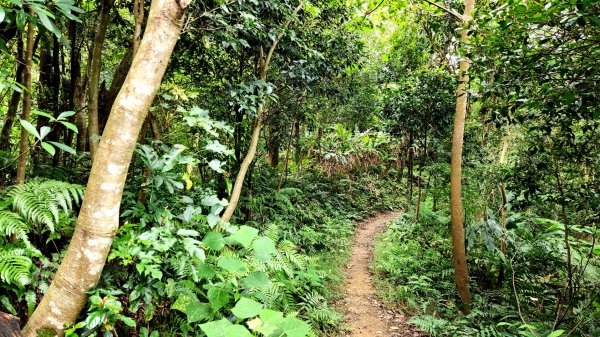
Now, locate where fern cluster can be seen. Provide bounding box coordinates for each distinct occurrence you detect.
[0,179,84,290]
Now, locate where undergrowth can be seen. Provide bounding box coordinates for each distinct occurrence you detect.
[374,201,600,337]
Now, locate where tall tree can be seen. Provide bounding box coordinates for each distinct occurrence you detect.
[449,0,475,314]
[22,0,191,334]
[220,1,304,223]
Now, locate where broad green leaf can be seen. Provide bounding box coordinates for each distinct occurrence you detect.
[224,324,253,337]
[57,110,77,119]
[279,316,310,337]
[60,121,78,133]
[203,231,225,251]
[41,142,56,156]
[207,287,231,311]
[230,225,258,248]
[252,236,277,261]
[200,319,231,337]
[48,141,76,155]
[172,293,198,312]
[40,126,51,139]
[242,271,271,290]
[231,298,263,319]
[20,120,40,139]
[547,331,565,337]
[218,256,247,273]
[186,302,211,323]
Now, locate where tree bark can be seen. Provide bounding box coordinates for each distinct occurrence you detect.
[88,0,115,161]
[449,0,475,314]
[22,0,189,335]
[15,20,35,184]
[0,33,24,150]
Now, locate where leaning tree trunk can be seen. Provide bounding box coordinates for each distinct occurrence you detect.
[449,0,475,315]
[15,20,35,184]
[22,0,189,335]
[87,0,115,161]
[220,2,303,224]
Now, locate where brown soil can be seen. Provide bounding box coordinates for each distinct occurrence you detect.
[340,212,425,337]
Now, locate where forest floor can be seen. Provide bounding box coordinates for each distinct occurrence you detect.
[340,212,425,337]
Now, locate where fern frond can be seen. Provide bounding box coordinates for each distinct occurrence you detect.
[0,247,34,286]
[6,179,84,233]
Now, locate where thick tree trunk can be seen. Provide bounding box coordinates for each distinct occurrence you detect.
[88,0,115,161]
[449,0,475,314]
[15,20,35,184]
[22,0,188,335]
[0,33,24,150]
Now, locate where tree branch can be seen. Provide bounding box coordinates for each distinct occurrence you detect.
[422,0,463,21]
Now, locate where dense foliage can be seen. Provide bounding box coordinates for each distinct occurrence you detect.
[0,0,598,336]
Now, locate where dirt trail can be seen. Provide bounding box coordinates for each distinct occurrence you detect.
[341,212,424,337]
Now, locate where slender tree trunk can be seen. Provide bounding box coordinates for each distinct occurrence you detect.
[133,0,144,55]
[449,0,475,314]
[0,33,24,150]
[278,123,294,192]
[220,2,303,224]
[88,0,115,161]
[15,21,35,184]
[415,175,422,222]
[499,131,509,253]
[22,0,189,334]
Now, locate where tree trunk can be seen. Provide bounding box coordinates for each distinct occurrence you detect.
[278,122,294,192]
[98,48,133,136]
[22,0,189,335]
[15,20,35,184]
[88,0,115,161]
[220,2,303,224]
[449,0,475,314]
[415,175,422,222]
[0,33,24,150]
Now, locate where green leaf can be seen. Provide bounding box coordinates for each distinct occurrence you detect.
[229,225,258,248]
[242,271,271,290]
[0,7,5,23]
[40,126,51,139]
[48,141,76,155]
[41,142,56,156]
[57,110,77,119]
[547,331,565,337]
[172,293,199,313]
[203,231,225,251]
[117,315,136,327]
[60,121,78,133]
[279,316,310,337]
[224,324,253,337]
[231,298,263,319]
[252,236,277,261]
[200,319,232,337]
[20,120,40,139]
[217,256,247,273]
[207,287,231,311]
[186,302,212,323]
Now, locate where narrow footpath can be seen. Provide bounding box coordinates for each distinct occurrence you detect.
[341,212,424,337]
